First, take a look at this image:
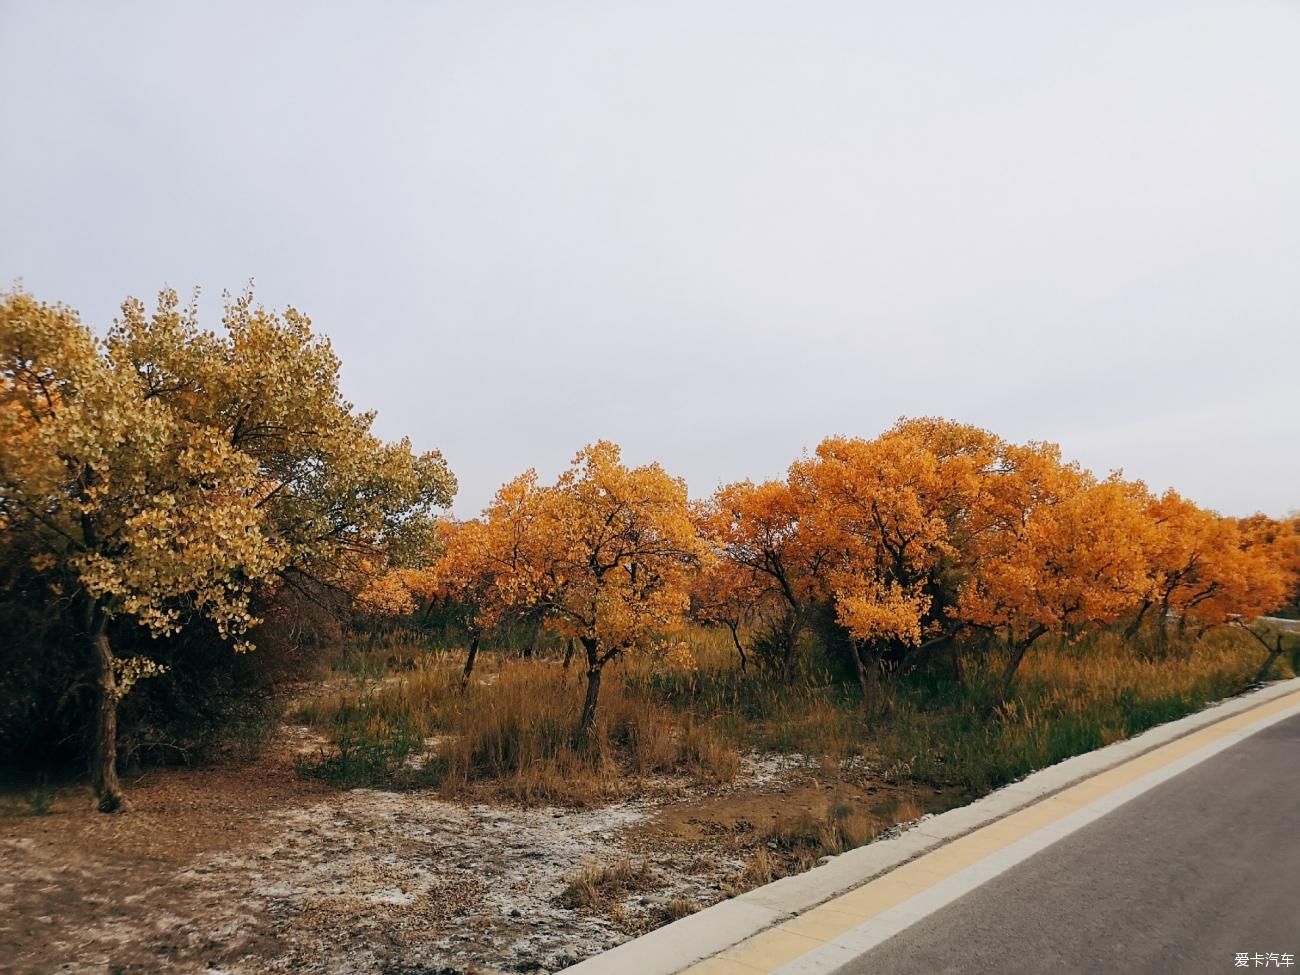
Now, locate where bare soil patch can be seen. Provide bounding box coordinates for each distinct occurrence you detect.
[1,742,958,974]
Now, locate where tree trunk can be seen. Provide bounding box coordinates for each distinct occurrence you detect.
[562,637,575,670]
[576,636,606,738]
[780,613,802,678]
[90,612,125,813]
[726,621,748,674]
[1254,633,1285,684]
[1124,600,1151,639]
[523,618,539,659]
[851,642,877,717]
[460,632,481,691]
[995,634,1039,708]
[579,665,603,738]
[1156,594,1174,647]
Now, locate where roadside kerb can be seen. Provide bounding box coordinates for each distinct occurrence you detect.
[559,676,1300,975]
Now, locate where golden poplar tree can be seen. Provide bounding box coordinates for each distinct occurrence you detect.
[0,288,455,810]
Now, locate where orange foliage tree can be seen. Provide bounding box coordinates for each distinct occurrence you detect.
[689,552,765,673]
[695,479,830,674]
[434,471,553,686]
[395,421,1298,713]
[1229,514,1300,679]
[958,474,1157,702]
[792,419,1009,703]
[480,443,704,735]
[1133,493,1289,639]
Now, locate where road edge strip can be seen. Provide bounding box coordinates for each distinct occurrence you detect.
[558,676,1300,975]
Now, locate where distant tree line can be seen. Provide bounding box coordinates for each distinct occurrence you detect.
[3,287,1297,811]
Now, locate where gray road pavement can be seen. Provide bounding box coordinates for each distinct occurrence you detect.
[838,712,1300,975]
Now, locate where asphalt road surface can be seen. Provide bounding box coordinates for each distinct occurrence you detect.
[837,711,1300,975]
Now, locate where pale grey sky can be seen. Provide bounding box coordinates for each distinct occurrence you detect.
[2,1,1297,517]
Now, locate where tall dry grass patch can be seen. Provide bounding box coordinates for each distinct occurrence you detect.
[296,649,742,803]
[296,622,1280,806]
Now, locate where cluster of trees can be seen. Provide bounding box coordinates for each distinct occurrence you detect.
[3,286,1297,812]
[368,419,1300,735]
[0,289,454,809]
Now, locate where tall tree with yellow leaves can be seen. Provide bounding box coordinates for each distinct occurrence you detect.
[959,473,1156,703]
[429,471,553,687]
[794,418,1008,706]
[689,551,767,673]
[0,288,454,810]
[1230,514,1300,680]
[695,479,830,674]
[1131,492,1283,638]
[487,443,704,736]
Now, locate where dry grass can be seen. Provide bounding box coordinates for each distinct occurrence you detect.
[716,791,917,896]
[656,895,697,924]
[294,647,742,802]
[877,624,1278,793]
[296,621,1278,806]
[760,800,877,863]
[559,858,661,912]
[731,847,775,891]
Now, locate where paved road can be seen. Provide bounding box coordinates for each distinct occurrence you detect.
[837,712,1300,975]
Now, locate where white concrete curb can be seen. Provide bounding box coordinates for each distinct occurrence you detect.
[559,676,1300,975]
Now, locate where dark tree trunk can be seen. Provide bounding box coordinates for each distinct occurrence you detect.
[1124,600,1152,640]
[851,641,877,716]
[579,665,603,737]
[562,637,575,670]
[726,620,748,674]
[995,629,1045,707]
[780,611,802,677]
[996,646,1028,706]
[460,632,481,691]
[523,618,540,659]
[90,611,125,813]
[1254,633,1285,684]
[577,637,605,738]
[1157,593,1174,645]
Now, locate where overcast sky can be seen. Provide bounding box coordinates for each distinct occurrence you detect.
[3,1,1297,518]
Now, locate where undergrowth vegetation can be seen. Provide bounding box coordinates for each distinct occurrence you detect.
[294,640,743,804]
[294,622,1281,807]
[876,626,1268,793]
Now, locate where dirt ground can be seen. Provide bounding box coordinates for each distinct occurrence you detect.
[0,734,961,975]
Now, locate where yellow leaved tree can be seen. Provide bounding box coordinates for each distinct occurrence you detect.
[1132,492,1282,637]
[0,288,454,811]
[485,442,704,735]
[958,472,1157,703]
[793,418,1008,704]
[1230,513,1300,679]
[695,478,830,674]
[430,471,554,687]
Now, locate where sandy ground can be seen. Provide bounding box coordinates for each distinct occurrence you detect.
[1,737,955,975]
